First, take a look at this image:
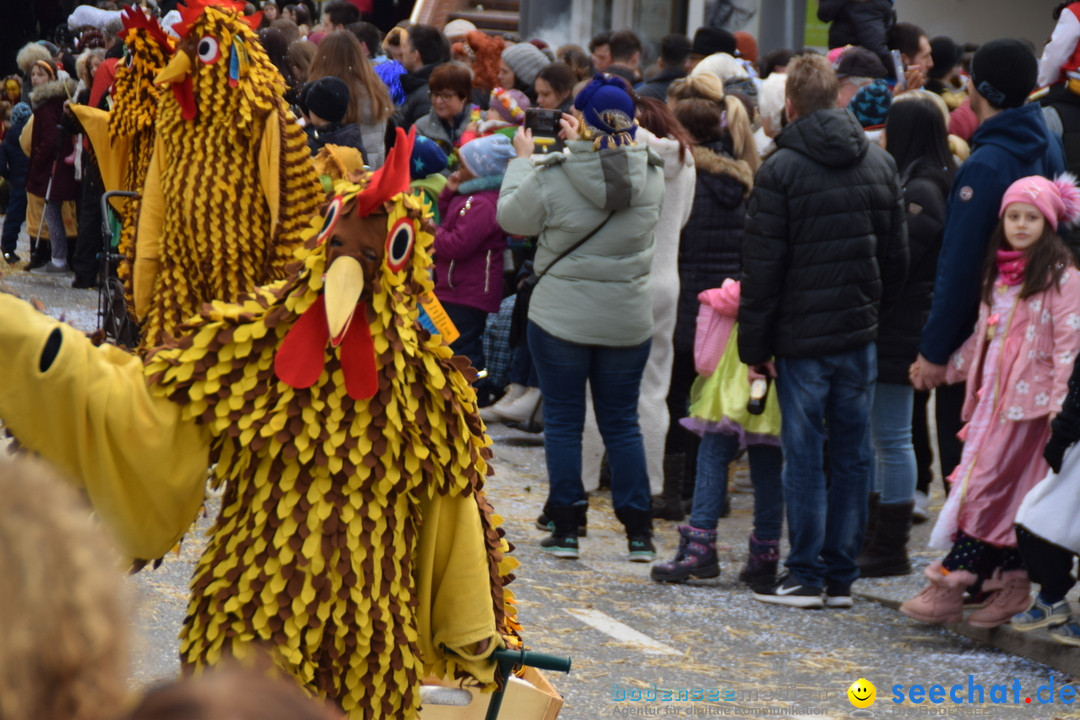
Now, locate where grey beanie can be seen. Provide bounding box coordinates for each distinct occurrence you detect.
[501,42,550,86]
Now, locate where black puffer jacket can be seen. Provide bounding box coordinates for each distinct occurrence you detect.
[308,121,367,156]
[738,108,908,364]
[876,160,949,384]
[817,0,896,77]
[673,140,754,354]
[390,63,437,133]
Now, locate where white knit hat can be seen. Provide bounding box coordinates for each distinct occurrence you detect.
[501,42,551,86]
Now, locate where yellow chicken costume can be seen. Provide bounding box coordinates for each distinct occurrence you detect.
[133,0,319,348]
[79,7,175,317]
[0,130,518,720]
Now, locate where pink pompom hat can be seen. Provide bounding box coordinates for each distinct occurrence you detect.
[999,173,1080,231]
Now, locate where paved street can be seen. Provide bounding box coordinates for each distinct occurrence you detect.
[3,258,1080,720]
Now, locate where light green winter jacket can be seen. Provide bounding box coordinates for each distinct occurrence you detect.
[496,140,665,347]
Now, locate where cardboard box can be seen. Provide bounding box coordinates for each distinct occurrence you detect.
[418,667,563,720]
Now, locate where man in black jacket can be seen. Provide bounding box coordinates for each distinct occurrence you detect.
[738,53,908,609]
[390,24,450,133]
[636,34,690,101]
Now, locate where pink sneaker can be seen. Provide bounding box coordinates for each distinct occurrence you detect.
[967,570,1031,629]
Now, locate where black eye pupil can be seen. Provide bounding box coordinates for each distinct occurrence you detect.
[391,228,410,259]
[330,238,343,247]
[199,41,209,54]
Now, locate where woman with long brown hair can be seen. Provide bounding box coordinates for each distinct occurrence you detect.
[307,30,392,167]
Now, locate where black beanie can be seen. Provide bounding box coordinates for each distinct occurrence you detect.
[691,27,736,57]
[303,76,351,123]
[969,38,1036,109]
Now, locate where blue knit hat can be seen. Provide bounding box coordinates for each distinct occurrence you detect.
[849,79,892,128]
[573,74,637,145]
[9,102,31,134]
[459,134,515,178]
[410,134,448,180]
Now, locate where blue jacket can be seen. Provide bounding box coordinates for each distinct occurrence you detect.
[919,103,1067,364]
[0,119,29,188]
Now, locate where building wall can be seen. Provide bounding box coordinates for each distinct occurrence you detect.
[895,0,1059,47]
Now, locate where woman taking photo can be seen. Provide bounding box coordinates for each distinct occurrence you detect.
[497,75,665,562]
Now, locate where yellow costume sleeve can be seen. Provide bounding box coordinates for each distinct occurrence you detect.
[0,294,211,560]
[70,104,131,200]
[20,116,33,156]
[257,109,281,236]
[414,488,501,685]
[134,132,165,319]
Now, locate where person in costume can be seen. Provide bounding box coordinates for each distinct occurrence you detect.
[79,0,322,349]
[900,174,1080,628]
[0,129,517,720]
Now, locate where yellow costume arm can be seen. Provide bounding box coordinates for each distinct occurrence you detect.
[134,132,165,319]
[0,294,211,560]
[70,105,130,196]
[414,489,501,685]
[20,116,33,156]
[257,109,281,236]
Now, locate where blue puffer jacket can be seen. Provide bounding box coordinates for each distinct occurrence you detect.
[919,103,1067,364]
[0,114,29,188]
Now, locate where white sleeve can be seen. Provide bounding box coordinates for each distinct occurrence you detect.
[1039,8,1080,88]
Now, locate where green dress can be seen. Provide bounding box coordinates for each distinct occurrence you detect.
[682,324,782,444]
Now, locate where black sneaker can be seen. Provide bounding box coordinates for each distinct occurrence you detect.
[535,513,587,537]
[753,573,824,609]
[2,251,20,265]
[540,533,579,559]
[628,536,656,563]
[824,582,853,608]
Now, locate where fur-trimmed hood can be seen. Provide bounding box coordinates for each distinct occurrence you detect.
[29,78,77,109]
[16,43,53,76]
[691,143,753,194]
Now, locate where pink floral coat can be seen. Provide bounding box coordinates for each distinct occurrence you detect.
[947,268,1080,422]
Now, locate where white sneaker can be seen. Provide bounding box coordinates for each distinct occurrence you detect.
[913,491,929,524]
[488,386,542,424]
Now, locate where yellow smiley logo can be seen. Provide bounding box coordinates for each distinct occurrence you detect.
[848,678,876,708]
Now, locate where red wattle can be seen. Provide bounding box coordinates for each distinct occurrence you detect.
[171,78,197,121]
[340,302,378,400]
[275,296,330,389]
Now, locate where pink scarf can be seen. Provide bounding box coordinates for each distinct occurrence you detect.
[996,249,1027,286]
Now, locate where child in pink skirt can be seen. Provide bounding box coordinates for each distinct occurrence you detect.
[902,174,1080,627]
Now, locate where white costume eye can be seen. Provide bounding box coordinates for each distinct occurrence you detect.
[385,219,415,272]
[196,36,220,63]
[316,198,344,245]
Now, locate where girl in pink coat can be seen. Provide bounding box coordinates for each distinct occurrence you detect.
[901,174,1080,628]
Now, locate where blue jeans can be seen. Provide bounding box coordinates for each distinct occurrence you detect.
[775,343,876,588]
[443,301,488,377]
[1,186,26,254]
[528,321,651,512]
[689,432,783,541]
[871,381,916,505]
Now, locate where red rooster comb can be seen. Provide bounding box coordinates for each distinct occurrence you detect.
[174,0,261,39]
[121,6,173,51]
[352,127,416,218]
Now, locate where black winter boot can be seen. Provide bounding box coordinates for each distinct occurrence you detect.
[535,499,588,536]
[650,525,719,582]
[652,454,686,521]
[738,533,779,591]
[539,504,586,559]
[616,506,656,562]
[857,500,914,577]
[27,237,50,270]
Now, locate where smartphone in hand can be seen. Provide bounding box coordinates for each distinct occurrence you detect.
[890,49,906,92]
[524,108,564,153]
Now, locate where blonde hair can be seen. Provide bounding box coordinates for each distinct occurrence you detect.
[0,456,128,720]
[785,53,838,118]
[308,30,392,124]
[667,74,758,172]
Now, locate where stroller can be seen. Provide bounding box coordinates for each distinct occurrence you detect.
[96,190,140,348]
